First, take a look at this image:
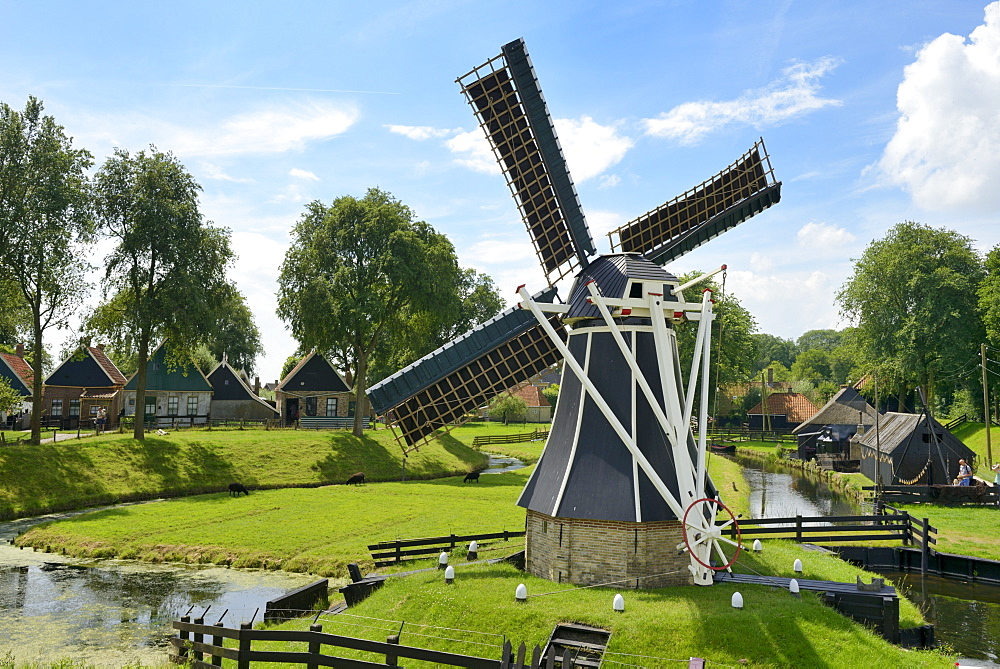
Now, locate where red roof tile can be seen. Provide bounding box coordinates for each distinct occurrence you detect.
[88,347,127,385]
[747,392,820,423]
[1,352,34,386]
[511,383,550,407]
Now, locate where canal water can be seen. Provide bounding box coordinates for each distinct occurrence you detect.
[732,453,1000,665]
[0,506,319,666]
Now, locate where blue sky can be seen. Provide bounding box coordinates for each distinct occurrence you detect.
[3,1,999,381]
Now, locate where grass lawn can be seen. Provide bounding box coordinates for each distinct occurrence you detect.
[253,553,946,668]
[0,427,487,520]
[952,422,1000,466]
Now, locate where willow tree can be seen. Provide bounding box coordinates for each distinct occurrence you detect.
[89,147,239,440]
[277,188,461,436]
[0,96,93,444]
[838,221,984,412]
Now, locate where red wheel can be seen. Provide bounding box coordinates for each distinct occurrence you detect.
[682,497,742,571]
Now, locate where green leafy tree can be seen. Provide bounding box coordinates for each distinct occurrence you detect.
[675,273,758,416]
[838,221,984,411]
[796,329,843,353]
[751,333,797,373]
[0,96,94,444]
[277,188,461,436]
[0,278,30,345]
[489,393,527,425]
[0,377,22,417]
[791,349,832,383]
[542,383,559,409]
[202,284,263,373]
[763,361,793,382]
[88,147,237,440]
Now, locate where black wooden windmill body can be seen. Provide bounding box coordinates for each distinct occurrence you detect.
[368,39,782,587]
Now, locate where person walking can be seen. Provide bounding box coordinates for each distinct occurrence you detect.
[957,458,973,486]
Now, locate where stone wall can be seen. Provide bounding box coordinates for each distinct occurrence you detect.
[525,510,692,588]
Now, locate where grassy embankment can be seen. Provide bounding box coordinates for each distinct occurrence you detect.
[0,426,487,520]
[15,426,947,665]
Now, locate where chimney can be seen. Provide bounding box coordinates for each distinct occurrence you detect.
[96,344,105,351]
[767,367,774,385]
[15,343,24,358]
[254,377,261,395]
[344,369,353,386]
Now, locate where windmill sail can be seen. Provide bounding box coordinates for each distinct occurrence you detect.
[609,140,781,265]
[458,38,595,286]
[368,288,564,451]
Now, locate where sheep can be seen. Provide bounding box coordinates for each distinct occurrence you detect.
[463,471,480,483]
[346,472,365,485]
[228,482,249,497]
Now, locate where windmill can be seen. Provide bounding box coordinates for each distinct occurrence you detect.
[368,38,781,587]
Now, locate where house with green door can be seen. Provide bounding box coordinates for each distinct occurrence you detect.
[121,342,214,427]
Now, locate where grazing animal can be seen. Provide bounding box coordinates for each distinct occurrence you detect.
[464,471,480,483]
[346,472,365,485]
[229,482,249,497]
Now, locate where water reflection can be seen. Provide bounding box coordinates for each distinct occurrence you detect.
[732,454,861,519]
[0,508,319,665]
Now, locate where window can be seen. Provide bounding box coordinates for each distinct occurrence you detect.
[90,404,108,416]
[127,398,136,415]
[167,396,179,416]
[305,396,317,417]
[144,396,156,416]
[187,396,199,416]
[326,397,338,417]
[51,399,63,417]
[69,399,80,417]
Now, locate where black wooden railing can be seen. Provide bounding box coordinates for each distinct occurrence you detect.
[369,530,525,568]
[472,429,549,447]
[170,618,585,668]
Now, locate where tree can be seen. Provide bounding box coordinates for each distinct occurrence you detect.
[751,333,797,372]
[838,221,984,412]
[277,189,461,436]
[489,393,527,425]
[0,377,22,418]
[674,273,758,416]
[791,349,832,383]
[88,147,237,440]
[0,278,30,345]
[796,329,843,353]
[0,96,94,444]
[367,267,504,384]
[542,383,559,409]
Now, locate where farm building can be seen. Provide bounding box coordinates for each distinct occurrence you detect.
[207,357,279,422]
[746,391,819,431]
[1,345,33,428]
[510,382,552,423]
[858,411,976,486]
[275,351,353,426]
[43,344,127,429]
[122,343,213,426]
[792,386,878,460]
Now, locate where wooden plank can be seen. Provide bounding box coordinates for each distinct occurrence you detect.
[368,531,524,551]
[168,638,240,660]
[172,621,242,640]
[246,649,387,667]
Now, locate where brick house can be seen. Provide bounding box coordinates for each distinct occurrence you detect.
[207,357,279,422]
[43,344,127,428]
[275,351,353,426]
[1,344,33,428]
[747,391,820,431]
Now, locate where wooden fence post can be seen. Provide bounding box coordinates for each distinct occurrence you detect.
[385,633,400,666]
[178,615,190,659]
[238,622,252,669]
[795,515,802,543]
[212,622,224,666]
[921,517,930,576]
[501,639,512,669]
[193,616,204,662]
[308,623,322,669]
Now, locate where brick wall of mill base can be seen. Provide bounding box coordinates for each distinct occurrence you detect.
[525,510,693,588]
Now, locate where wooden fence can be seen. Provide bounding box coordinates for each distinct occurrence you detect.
[369,530,525,568]
[169,618,588,668]
[705,427,795,444]
[864,483,999,506]
[472,429,549,447]
[735,508,938,575]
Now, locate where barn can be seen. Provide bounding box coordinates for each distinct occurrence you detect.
[858,411,976,486]
[792,386,878,460]
[208,357,279,422]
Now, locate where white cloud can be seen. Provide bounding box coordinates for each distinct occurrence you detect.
[200,162,254,183]
[878,2,1000,210]
[554,116,633,182]
[796,221,856,249]
[599,174,621,189]
[465,238,537,263]
[643,58,842,145]
[386,124,453,140]
[584,209,626,243]
[78,101,359,158]
[446,129,500,174]
[446,116,632,183]
[289,168,319,181]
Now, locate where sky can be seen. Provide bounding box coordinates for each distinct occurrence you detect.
[3,1,1000,383]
